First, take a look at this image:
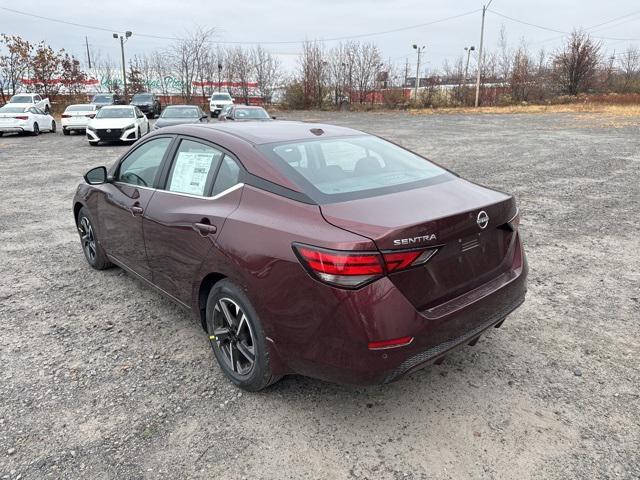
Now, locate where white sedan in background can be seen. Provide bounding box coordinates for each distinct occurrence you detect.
[61,104,98,135]
[86,105,150,146]
[0,105,56,136]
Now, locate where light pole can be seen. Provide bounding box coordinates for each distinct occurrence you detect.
[474,0,492,107]
[412,44,425,101]
[464,46,475,85]
[217,63,223,92]
[112,31,132,98]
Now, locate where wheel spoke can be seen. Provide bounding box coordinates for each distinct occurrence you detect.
[236,340,255,364]
[236,314,247,335]
[228,343,236,372]
[218,300,237,329]
[212,327,231,341]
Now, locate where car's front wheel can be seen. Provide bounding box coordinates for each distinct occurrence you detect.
[63,128,70,136]
[206,280,281,391]
[32,123,40,136]
[50,121,56,133]
[77,207,112,270]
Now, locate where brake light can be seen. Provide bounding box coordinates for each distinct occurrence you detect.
[293,244,438,288]
[14,115,28,120]
[86,113,96,118]
[383,248,438,272]
[368,336,414,350]
[61,114,72,118]
[293,244,383,288]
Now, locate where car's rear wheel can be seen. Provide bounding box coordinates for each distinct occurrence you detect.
[63,128,70,136]
[32,123,39,136]
[206,280,281,391]
[77,207,112,270]
[50,120,56,133]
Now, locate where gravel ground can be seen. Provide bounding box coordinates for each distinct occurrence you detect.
[0,110,638,480]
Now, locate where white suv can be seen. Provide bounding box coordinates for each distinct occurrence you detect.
[209,92,234,118]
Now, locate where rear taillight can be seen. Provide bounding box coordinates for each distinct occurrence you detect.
[14,115,28,120]
[61,114,72,118]
[293,244,438,288]
[294,244,384,288]
[383,248,438,272]
[86,113,96,118]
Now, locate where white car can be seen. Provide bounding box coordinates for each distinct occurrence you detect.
[61,104,98,135]
[8,93,51,113]
[0,105,56,136]
[209,92,234,118]
[86,105,150,146]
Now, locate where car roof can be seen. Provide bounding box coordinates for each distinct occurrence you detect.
[165,104,198,108]
[65,104,96,109]
[170,121,364,145]
[100,105,134,109]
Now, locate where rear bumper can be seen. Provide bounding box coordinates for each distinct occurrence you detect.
[276,233,528,385]
[0,126,27,133]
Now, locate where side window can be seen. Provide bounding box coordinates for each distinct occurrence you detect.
[34,95,41,102]
[212,156,241,196]
[28,107,38,114]
[117,137,172,187]
[166,140,224,196]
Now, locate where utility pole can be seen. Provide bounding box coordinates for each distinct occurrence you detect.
[112,31,132,97]
[413,44,425,101]
[217,63,222,92]
[404,57,409,87]
[85,36,92,69]
[474,0,492,107]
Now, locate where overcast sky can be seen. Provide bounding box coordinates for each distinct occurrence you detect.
[1,0,639,74]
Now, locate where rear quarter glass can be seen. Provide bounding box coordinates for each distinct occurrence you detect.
[257,135,455,204]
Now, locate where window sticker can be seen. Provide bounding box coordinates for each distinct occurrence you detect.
[169,152,215,195]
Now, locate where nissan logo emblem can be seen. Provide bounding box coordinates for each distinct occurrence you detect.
[477,210,489,229]
[106,129,111,133]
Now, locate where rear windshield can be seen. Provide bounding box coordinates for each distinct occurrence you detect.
[161,106,199,118]
[0,106,27,113]
[9,95,32,103]
[211,93,232,101]
[234,108,269,119]
[95,107,134,119]
[259,136,451,202]
[66,104,95,112]
[132,94,153,102]
[92,95,113,103]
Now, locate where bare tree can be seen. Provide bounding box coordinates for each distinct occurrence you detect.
[554,30,601,95]
[251,45,281,104]
[227,46,252,104]
[0,34,32,101]
[618,46,640,92]
[298,40,328,108]
[497,24,512,81]
[510,44,534,102]
[172,27,215,101]
[352,42,382,104]
[149,50,171,97]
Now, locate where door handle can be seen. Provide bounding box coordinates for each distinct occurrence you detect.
[193,222,217,236]
[130,206,144,216]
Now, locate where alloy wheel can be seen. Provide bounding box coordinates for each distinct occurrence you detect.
[210,297,256,376]
[78,216,97,263]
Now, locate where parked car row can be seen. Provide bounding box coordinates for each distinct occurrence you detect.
[1,90,275,145]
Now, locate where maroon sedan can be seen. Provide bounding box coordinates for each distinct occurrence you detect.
[73,122,527,390]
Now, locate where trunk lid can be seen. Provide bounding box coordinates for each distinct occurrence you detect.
[320,177,518,311]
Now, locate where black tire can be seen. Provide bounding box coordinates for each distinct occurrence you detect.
[137,127,142,139]
[77,207,112,270]
[50,120,56,133]
[32,123,40,136]
[0,132,3,137]
[206,279,281,391]
[89,141,99,146]
[63,128,70,136]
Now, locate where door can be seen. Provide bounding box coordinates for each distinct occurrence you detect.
[98,136,174,279]
[143,138,244,304]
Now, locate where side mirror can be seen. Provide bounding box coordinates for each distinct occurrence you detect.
[271,116,277,120]
[84,166,108,185]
